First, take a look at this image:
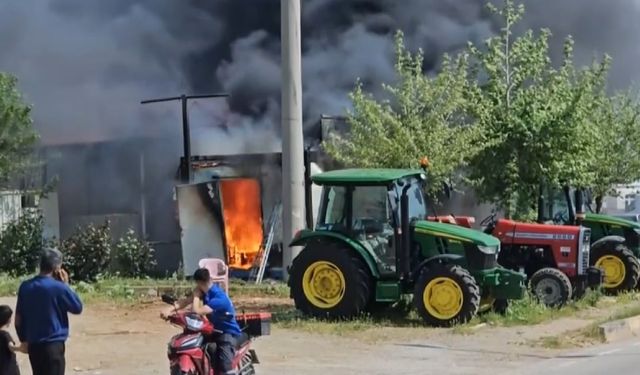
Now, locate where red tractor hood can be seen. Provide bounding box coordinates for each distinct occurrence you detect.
[493,219,581,241]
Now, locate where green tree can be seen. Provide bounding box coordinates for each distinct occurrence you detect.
[324,31,482,198]
[588,91,640,211]
[465,0,610,219]
[0,73,38,183]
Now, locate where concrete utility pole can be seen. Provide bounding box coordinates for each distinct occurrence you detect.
[281,0,305,279]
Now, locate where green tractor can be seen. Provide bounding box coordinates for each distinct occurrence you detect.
[539,186,640,293]
[287,168,526,327]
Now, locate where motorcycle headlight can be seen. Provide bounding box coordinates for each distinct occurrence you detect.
[477,245,499,254]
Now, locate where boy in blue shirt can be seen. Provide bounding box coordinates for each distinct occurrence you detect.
[15,248,83,375]
[162,268,241,375]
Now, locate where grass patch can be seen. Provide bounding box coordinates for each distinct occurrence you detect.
[530,294,640,348]
[452,289,609,334]
[0,273,289,303]
[536,335,572,349]
[270,297,424,337]
[0,274,25,297]
[272,309,423,337]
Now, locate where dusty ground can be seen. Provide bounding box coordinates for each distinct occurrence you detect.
[0,296,629,375]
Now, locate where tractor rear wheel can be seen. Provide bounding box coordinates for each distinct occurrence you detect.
[413,263,480,327]
[289,244,371,318]
[591,243,640,295]
[530,267,572,307]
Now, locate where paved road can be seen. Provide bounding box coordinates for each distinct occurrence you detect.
[522,338,640,375]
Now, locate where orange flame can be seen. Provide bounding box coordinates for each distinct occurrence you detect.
[220,179,264,270]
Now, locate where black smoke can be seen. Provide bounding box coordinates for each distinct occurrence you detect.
[1,0,639,146]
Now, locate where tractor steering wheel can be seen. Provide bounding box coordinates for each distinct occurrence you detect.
[553,210,569,224]
[480,212,497,227]
[480,212,498,234]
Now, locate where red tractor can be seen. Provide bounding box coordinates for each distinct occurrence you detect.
[430,213,602,307]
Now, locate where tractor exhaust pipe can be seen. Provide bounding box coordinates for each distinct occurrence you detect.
[537,183,545,223]
[574,188,585,222]
[563,185,576,224]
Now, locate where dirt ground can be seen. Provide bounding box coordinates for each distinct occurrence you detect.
[0,296,620,375]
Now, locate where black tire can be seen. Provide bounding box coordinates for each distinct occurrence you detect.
[529,267,572,307]
[289,243,371,318]
[413,263,480,327]
[590,243,640,295]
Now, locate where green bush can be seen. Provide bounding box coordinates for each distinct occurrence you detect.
[0,212,44,275]
[112,229,156,277]
[61,222,112,282]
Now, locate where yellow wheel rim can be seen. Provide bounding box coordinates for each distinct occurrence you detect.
[596,255,626,288]
[423,277,464,320]
[302,261,346,309]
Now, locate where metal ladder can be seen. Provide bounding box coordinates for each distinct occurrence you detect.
[249,202,282,284]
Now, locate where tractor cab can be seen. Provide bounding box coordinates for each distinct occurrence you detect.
[539,185,640,293]
[313,170,427,275]
[540,186,592,225]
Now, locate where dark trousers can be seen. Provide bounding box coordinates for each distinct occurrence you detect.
[28,342,65,375]
[205,334,237,375]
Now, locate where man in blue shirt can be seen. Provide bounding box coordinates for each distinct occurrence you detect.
[15,248,83,375]
[162,268,241,375]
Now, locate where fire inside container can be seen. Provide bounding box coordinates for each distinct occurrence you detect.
[219,178,264,269]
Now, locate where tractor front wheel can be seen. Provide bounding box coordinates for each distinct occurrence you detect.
[530,267,572,307]
[413,263,480,327]
[591,243,640,295]
[289,244,371,319]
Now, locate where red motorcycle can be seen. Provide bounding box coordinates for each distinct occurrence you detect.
[161,294,270,375]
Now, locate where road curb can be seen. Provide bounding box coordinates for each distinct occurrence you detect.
[599,314,640,342]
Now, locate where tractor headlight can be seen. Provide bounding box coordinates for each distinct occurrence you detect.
[477,245,498,255]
